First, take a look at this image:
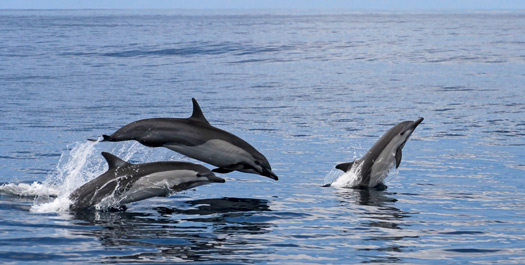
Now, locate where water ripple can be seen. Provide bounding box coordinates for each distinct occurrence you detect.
[1,9,524,264]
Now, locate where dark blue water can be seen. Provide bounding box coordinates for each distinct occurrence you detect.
[0,10,524,264]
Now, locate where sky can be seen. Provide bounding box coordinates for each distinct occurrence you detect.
[1,0,525,10]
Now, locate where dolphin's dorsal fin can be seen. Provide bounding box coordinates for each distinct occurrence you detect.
[395,148,402,168]
[101,152,128,169]
[190,98,210,125]
[335,161,355,172]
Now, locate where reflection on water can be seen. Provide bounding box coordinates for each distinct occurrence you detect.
[155,197,271,215]
[70,197,273,263]
[335,187,399,206]
[333,188,418,263]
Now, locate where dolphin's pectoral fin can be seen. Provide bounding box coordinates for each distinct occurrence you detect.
[395,148,402,168]
[335,161,355,172]
[212,163,245,174]
[212,167,235,174]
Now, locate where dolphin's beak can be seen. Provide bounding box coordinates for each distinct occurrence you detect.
[262,167,279,181]
[410,117,424,130]
[398,117,424,151]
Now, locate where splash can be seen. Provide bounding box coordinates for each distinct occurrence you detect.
[30,140,102,213]
[29,140,154,213]
[324,150,363,188]
[328,160,364,188]
[325,159,398,189]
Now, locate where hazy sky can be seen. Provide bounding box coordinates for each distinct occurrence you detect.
[1,0,525,10]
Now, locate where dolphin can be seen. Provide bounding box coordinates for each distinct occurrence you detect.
[332,117,424,189]
[91,98,278,180]
[69,152,225,210]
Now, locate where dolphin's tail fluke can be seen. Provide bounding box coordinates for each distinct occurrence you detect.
[102,135,114,141]
[335,161,355,172]
[87,135,114,142]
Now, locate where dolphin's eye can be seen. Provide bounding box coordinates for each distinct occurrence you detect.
[400,132,405,136]
[255,161,261,165]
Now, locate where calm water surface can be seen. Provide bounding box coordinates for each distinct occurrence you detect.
[0,10,524,264]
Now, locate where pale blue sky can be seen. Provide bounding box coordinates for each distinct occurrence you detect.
[1,0,525,10]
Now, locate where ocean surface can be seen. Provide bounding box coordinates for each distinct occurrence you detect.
[1,9,524,264]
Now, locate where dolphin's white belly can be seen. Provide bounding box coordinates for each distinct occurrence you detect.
[166,139,253,167]
[119,170,197,204]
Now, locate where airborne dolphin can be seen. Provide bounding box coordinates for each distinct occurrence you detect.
[332,118,424,189]
[92,98,278,180]
[69,152,225,210]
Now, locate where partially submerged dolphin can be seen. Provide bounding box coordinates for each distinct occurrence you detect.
[91,98,278,180]
[69,152,225,210]
[331,117,424,189]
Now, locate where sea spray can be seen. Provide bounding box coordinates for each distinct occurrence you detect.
[0,140,100,199]
[324,150,362,188]
[330,160,364,188]
[30,140,184,213]
[31,140,102,213]
[323,168,343,186]
[48,141,100,193]
[30,141,153,213]
[326,159,399,188]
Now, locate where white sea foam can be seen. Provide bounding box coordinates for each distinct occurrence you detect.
[323,150,363,188]
[326,159,398,189]
[0,182,59,197]
[30,140,101,213]
[329,160,364,188]
[29,140,159,213]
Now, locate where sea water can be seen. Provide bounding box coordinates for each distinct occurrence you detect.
[0,10,524,264]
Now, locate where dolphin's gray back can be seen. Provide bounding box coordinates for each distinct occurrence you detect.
[110,118,258,152]
[107,117,267,165]
[359,122,410,186]
[69,161,206,210]
[107,118,205,147]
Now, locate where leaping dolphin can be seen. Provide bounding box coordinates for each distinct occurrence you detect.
[69,152,225,210]
[332,117,424,189]
[90,98,278,180]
